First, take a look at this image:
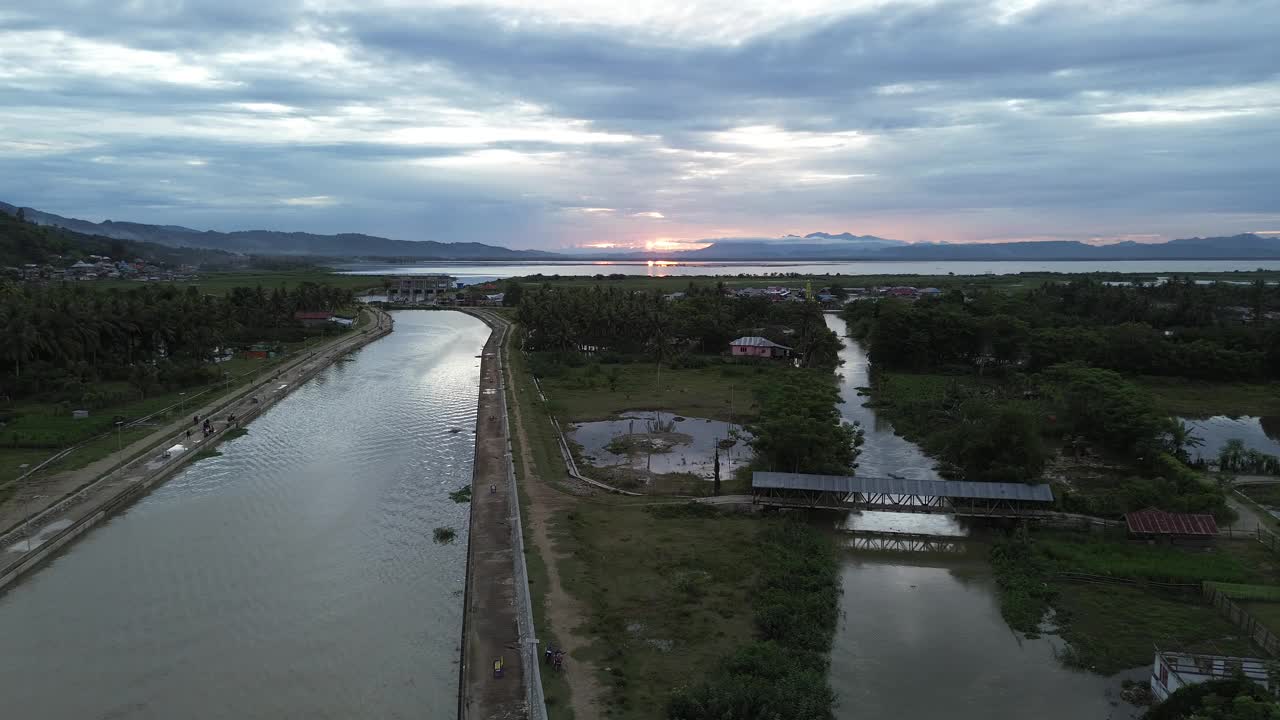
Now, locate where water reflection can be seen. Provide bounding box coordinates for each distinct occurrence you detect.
[825,314,940,481]
[824,313,1142,718]
[0,311,489,720]
[1183,415,1280,462]
[831,558,1143,720]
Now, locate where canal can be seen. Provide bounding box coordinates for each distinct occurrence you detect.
[824,315,1142,719]
[0,311,489,719]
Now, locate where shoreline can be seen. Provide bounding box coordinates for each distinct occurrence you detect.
[0,308,394,593]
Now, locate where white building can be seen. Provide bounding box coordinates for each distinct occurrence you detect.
[1151,648,1271,702]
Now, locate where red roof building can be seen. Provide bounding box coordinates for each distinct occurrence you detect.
[1125,508,1218,541]
[294,311,335,327]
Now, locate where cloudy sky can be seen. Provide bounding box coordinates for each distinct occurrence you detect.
[1,0,1277,251]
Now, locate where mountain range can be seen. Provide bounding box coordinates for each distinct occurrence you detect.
[5,200,1280,262]
[0,202,557,261]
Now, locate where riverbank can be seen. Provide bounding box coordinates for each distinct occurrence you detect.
[0,308,393,592]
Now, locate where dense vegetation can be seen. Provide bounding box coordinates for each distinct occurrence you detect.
[0,207,234,268]
[1145,678,1280,720]
[842,278,1254,515]
[845,278,1280,380]
[518,283,842,368]
[669,522,840,720]
[748,374,863,475]
[0,282,353,406]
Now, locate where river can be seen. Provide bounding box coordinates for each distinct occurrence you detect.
[0,311,488,719]
[824,314,1142,719]
[339,259,1280,284]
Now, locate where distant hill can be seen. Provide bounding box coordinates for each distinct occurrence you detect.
[674,233,1280,261]
[0,204,237,268]
[676,232,905,260]
[0,202,561,261]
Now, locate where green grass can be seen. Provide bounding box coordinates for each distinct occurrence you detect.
[539,361,799,423]
[553,502,761,717]
[1239,601,1280,635]
[1038,534,1263,584]
[506,333,770,718]
[505,337,579,718]
[1207,582,1280,602]
[1053,582,1256,674]
[1135,376,1280,417]
[91,270,382,296]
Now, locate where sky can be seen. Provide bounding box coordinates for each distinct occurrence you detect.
[0,0,1277,252]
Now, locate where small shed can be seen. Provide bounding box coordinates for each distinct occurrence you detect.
[1125,508,1218,545]
[729,336,792,359]
[294,311,334,327]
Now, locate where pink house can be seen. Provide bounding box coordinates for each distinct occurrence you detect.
[729,336,792,359]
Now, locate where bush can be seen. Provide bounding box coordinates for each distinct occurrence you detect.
[668,522,840,720]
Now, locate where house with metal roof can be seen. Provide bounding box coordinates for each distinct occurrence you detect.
[729,336,792,358]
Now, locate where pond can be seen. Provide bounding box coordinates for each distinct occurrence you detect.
[569,411,751,481]
[1181,415,1280,463]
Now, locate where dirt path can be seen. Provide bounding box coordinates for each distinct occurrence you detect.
[496,315,604,720]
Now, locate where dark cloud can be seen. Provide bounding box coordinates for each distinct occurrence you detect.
[0,0,1277,247]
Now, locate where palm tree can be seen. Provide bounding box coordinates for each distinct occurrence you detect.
[1164,420,1205,463]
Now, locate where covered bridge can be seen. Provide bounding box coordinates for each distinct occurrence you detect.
[752,472,1055,518]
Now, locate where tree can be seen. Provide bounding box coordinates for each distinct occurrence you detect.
[713,444,721,496]
[502,281,524,307]
[748,375,860,475]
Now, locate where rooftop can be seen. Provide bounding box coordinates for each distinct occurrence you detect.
[1125,508,1218,536]
[752,472,1055,502]
[730,336,792,349]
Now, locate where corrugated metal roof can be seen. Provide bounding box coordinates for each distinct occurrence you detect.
[1125,508,1218,536]
[752,472,1054,502]
[730,336,791,349]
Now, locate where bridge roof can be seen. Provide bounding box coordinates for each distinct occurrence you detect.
[752,472,1054,502]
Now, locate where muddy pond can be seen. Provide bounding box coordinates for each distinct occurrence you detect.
[569,411,751,481]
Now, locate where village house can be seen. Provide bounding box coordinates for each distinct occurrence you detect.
[729,336,793,359]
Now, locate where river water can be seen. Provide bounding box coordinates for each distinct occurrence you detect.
[0,311,488,720]
[824,315,1142,719]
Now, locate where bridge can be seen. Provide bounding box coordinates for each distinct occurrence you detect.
[752,471,1055,518]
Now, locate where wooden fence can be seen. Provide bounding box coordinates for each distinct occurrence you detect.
[1203,584,1280,656]
[1055,572,1200,593]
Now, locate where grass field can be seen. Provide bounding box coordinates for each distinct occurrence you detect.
[91,270,383,296]
[556,503,761,717]
[1038,534,1266,584]
[1136,376,1280,416]
[539,361,802,423]
[506,334,776,718]
[1054,582,1256,674]
[1239,601,1280,635]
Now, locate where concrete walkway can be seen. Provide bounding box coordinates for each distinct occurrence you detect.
[459,311,528,720]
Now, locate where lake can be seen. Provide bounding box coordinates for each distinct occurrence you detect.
[337,259,1280,284]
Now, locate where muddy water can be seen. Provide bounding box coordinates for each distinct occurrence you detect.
[569,411,751,480]
[0,311,488,719]
[824,315,1142,719]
